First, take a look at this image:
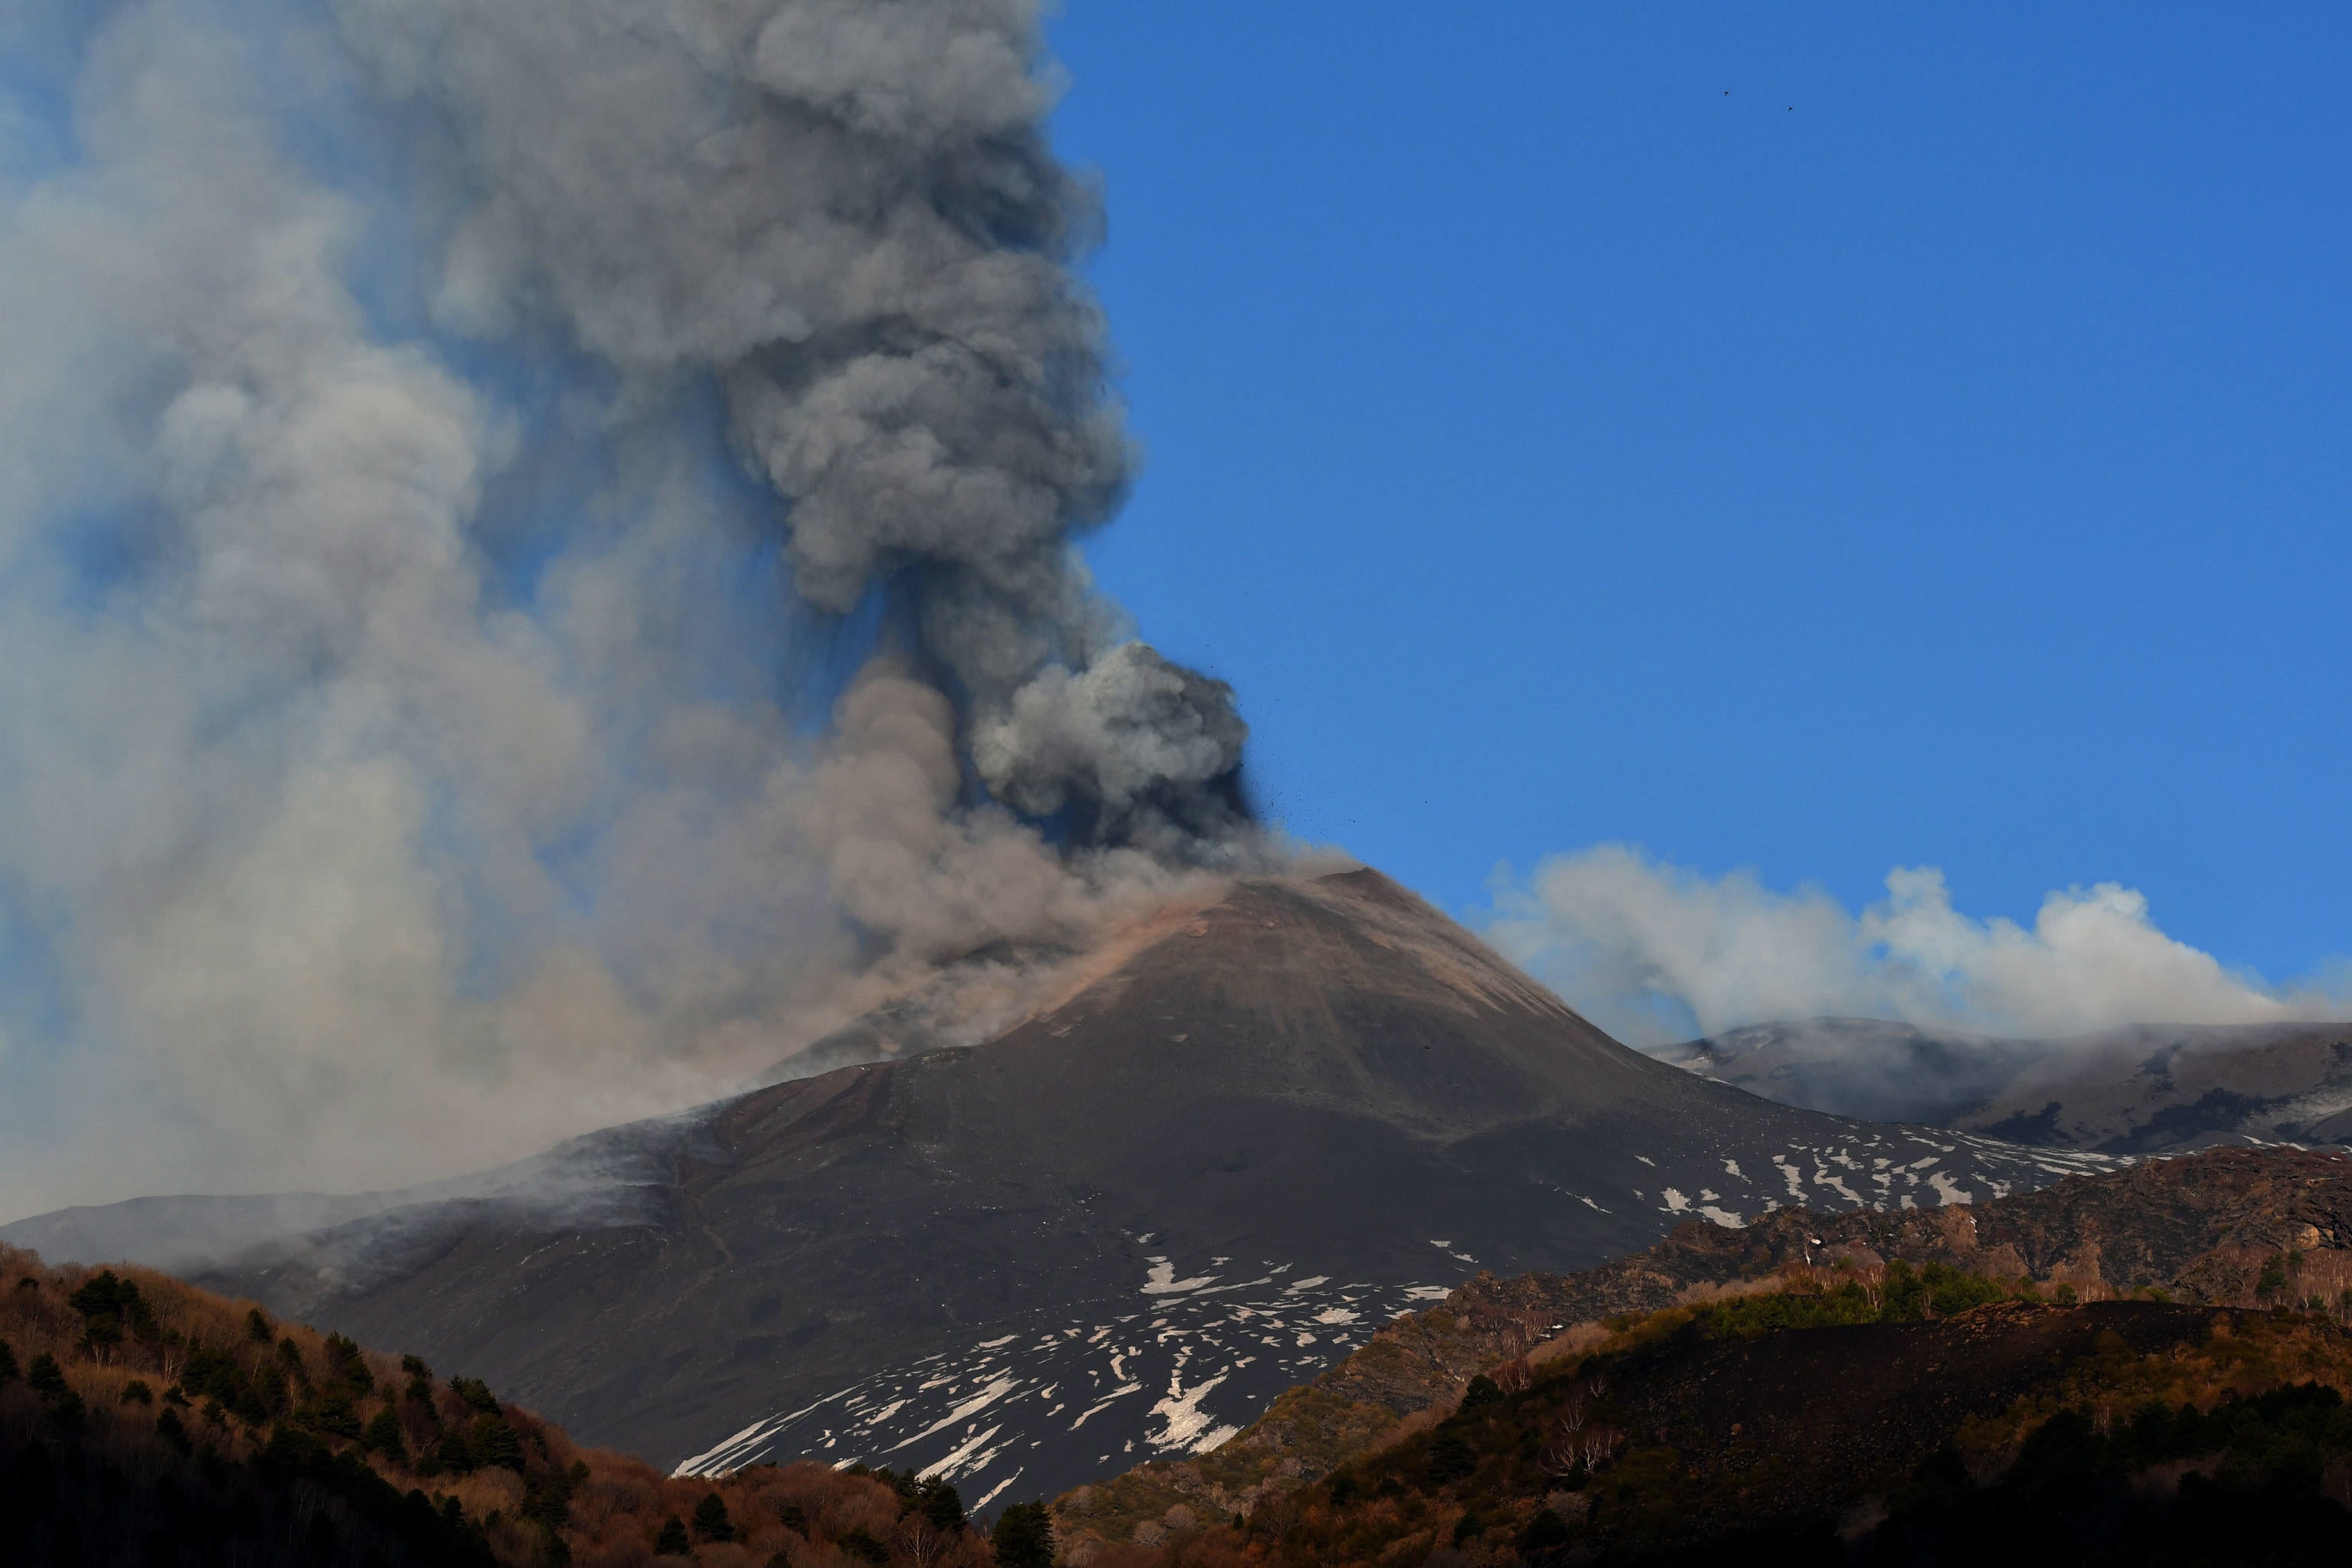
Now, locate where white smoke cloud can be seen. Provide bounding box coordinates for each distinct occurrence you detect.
[1486,844,2340,1048]
[0,0,1269,1219]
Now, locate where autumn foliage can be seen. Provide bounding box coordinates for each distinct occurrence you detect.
[0,1245,1028,1567]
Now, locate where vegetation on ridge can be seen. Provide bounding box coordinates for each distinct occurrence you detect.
[1052,1148,2352,1566]
[1055,1262,2352,1566]
[0,1244,1045,1566]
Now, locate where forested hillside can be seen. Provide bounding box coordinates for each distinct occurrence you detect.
[0,1245,1050,1567]
[1055,1148,2352,1566]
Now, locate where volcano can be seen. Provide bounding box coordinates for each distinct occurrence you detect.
[1658,1018,2352,1152]
[7,869,2098,1505]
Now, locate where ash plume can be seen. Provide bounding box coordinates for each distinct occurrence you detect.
[0,0,1269,1217]
[334,0,1248,845]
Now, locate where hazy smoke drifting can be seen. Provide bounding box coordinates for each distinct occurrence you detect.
[1488,844,2344,1048]
[0,0,1262,1217]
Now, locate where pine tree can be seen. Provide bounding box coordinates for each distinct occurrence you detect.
[28,1351,67,1397]
[362,1404,408,1463]
[654,1515,691,1555]
[917,1477,965,1533]
[992,1501,1054,1568]
[692,1491,734,1541]
[471,1413,527,1473]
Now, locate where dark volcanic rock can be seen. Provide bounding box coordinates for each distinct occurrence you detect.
[8,869,2087,1504]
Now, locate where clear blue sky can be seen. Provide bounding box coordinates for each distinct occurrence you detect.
[1045,4,2352,982]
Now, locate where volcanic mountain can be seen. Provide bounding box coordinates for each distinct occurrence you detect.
[5,870,2092,1508]
[1658,1018,2352,1152]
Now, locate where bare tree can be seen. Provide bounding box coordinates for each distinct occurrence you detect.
[896,1515,952,1568]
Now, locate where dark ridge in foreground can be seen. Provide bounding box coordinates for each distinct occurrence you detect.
[1061,1147,2352,1567]
[1061,1145,2352,1550]
[0,1243,1037,1567]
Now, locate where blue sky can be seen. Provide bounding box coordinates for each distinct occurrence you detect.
[1046,4,2352,985]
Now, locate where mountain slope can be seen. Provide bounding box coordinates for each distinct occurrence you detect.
[1661,1018,2352,1152]
[1072,1147,2352,1560]
[14,870,2092,1507]
[1099,1292,2352,1568]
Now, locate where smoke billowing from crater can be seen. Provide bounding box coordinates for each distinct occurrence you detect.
[0,0,1270,1216]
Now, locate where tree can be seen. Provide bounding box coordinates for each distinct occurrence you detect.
[470,1413,527,1473]
[302,1384,363,1441]
[692,1492,734,1541]
[836,1527,890,1564]
[433,1427,477,1475]
[450,1375,501,1414]
[654,1515,691,1556]
[362,1405,408,1463]
[1426,1432,1476,1484]
[28,1352,67,1397]
[916,1476,965,1534]
[247,1308,273,1342]
[897,1516,952,1568]
[1460,1375,1503,1411]
[0,1338,17,1384]
[992,1501,1055,1568]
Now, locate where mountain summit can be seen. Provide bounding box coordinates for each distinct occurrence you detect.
[11,869,2091,1504]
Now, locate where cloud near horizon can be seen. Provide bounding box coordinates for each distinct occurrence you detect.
[1485,844,2345,1049]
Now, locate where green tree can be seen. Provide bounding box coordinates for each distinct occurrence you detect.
[836,1527,889,1564]
[471,1413,527,1473]
[302,1384,363,1440]
[362,1404,408,1463]
[1460,1374,1503,1410]
[692,1492,734,1541]
[916,1477,965,1533]
[433,1427,477,1475]
[247,1307,273,1342]
[654,1515,691,1555]
[157,1406,191,1453]
[450,1375,501,1414]
[992,1501,1054,1568]
[28,1351,67,1397]
[69,1269,153,1349]
[524,1462,588,1530]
